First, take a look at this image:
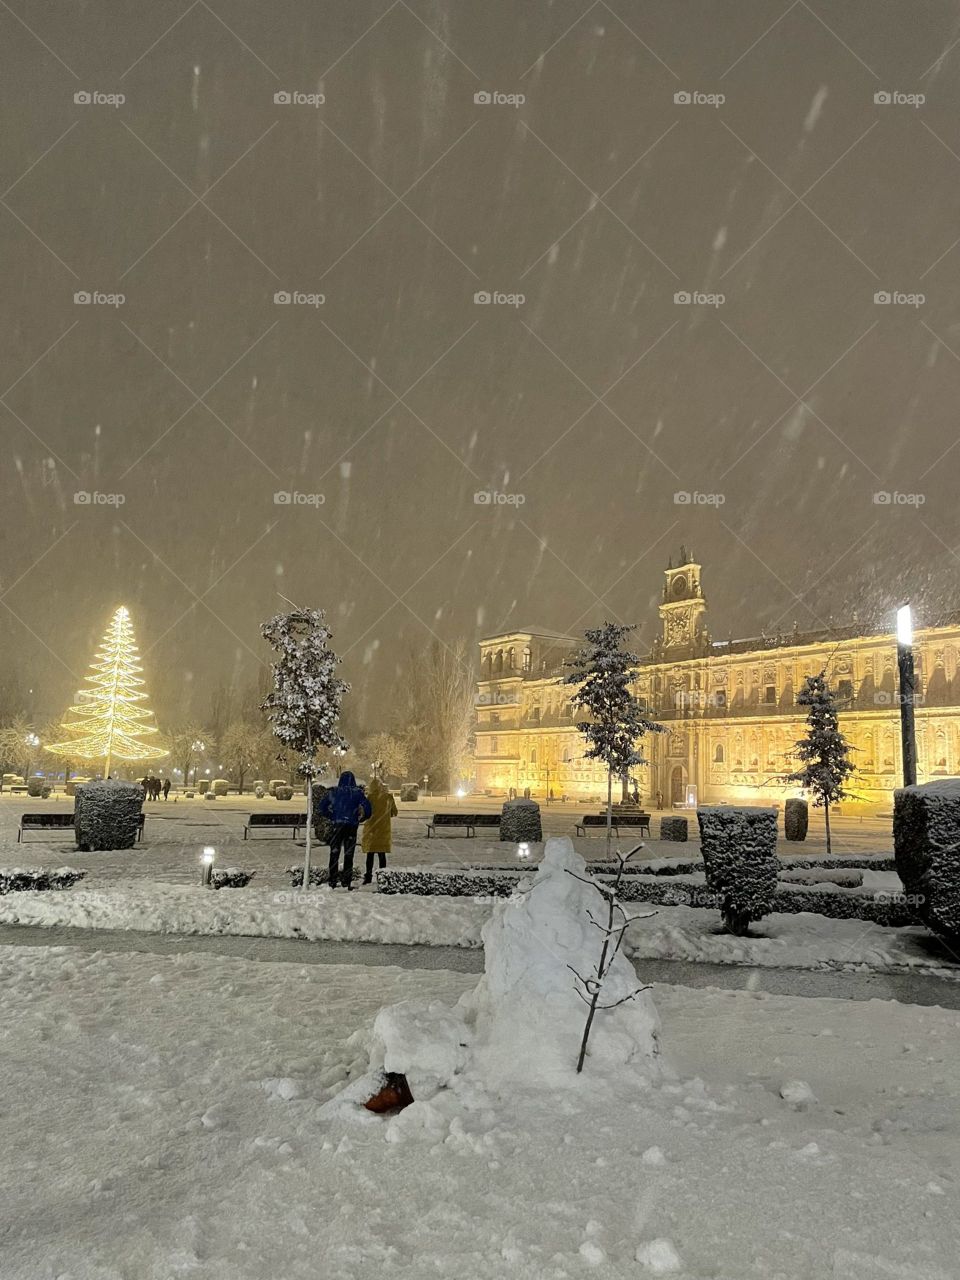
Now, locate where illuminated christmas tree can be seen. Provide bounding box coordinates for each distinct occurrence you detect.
[47,606,167,778]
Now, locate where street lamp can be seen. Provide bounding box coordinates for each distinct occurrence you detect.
[896,604,917,788]
[200,846,216,887]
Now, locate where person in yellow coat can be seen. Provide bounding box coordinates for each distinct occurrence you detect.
[362,775,398,884]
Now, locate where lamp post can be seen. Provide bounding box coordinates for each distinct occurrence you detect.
[896,604,917,788]
[200,846,216,887]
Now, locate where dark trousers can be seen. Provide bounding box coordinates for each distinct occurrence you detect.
[328,824,358,887]
[364,851,387,882]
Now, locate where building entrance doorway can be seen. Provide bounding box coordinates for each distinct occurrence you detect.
[670,766,685,807]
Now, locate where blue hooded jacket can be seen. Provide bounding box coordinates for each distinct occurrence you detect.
[318,771,372,826]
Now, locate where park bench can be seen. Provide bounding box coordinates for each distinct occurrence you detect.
[425,813,502,838]
[575,812,651,837]
[243,812,308,840]
[17,812,145,842]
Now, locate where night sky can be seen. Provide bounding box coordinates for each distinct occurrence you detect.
[3,0,960,726]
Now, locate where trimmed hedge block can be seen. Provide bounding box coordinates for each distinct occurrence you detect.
[212,778,230,797]
[0,867,86,894]
[377,869,520,898]
[659,816,688,842]
[210,868,255,889]
[698,806,779,935]
[274,785,294,801]
[500,798,542,843]
[75,780,143,852]
[894,779,960,948]
[784,798,809,842]
[286,864,361,887]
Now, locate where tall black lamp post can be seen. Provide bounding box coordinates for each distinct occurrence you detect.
[896,604,917,788]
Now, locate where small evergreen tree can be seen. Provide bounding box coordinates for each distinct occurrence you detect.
[783,671,856,855]
[260,604,349,887]
[564,623,665,854]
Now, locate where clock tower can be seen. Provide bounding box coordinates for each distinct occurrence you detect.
[656,546,709,660]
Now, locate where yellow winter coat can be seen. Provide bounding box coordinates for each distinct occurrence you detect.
[363,778,398,852]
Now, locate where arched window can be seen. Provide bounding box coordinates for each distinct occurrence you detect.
[714,743,724,763]
[530,748,537,765]
[522,646,532,672]
[494,649,503,673]
[507,647,516,670]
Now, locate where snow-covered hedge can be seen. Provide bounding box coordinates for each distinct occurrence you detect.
[499,798,542,843]
[212,778,230,797]
[784,798,809,841]
[308,785,334,846]
[894,780,960,947]
[286,864,361,887]
[0,868,86,895]
[210,868,255,890]
[75,780,143,852]
[377,869,521,898]
[659,816,688,842]
[697,806,779,935]
[274,786,294,801]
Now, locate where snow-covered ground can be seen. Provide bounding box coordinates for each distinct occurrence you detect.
[2,942,958,1280]
[0,878,956,979]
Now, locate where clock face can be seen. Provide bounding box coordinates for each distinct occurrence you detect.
[672,575,687,597]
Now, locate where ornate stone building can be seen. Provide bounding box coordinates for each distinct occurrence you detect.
[475,549,960,809]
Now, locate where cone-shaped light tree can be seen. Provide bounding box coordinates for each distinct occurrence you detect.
[47,606,167,778]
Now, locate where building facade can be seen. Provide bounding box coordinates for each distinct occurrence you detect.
[475,550,960,809]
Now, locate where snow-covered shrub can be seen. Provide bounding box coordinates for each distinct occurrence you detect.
[287,864,360,887]
[309,784,334,845]
[212,778,230,797]
[210,868,255,890]
[697,806,778,935]
[377,869,522,897]
[779,867,862,888]
[26,777,45,798]
[399,784,419,802]
[65,777,90,797]
[254,785,264,799]
[659,816,688,842]
[784,798,808,842]
[894,779,960,947]
[74,780,143,852]
[499,798,542,843]
[268,779,288,796]
[0,867,86,894]
[274,785,294,801]
[252,780,265,792]
[204,790,216,800]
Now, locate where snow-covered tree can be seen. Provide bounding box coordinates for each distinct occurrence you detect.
[564,623,665,853]
[361,732,410,782]
[221,721,273,794]
[783,671,856,855]
[260,604,349,886]
[401,639,474,791]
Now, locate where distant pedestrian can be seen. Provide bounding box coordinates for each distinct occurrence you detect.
[318,770,372,889]
[655,789,663,811]
[631,783,640,806]
[162,778,171,800]
[362,776,397,884]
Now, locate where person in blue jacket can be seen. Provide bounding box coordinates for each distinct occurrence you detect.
[318,770,372,889]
